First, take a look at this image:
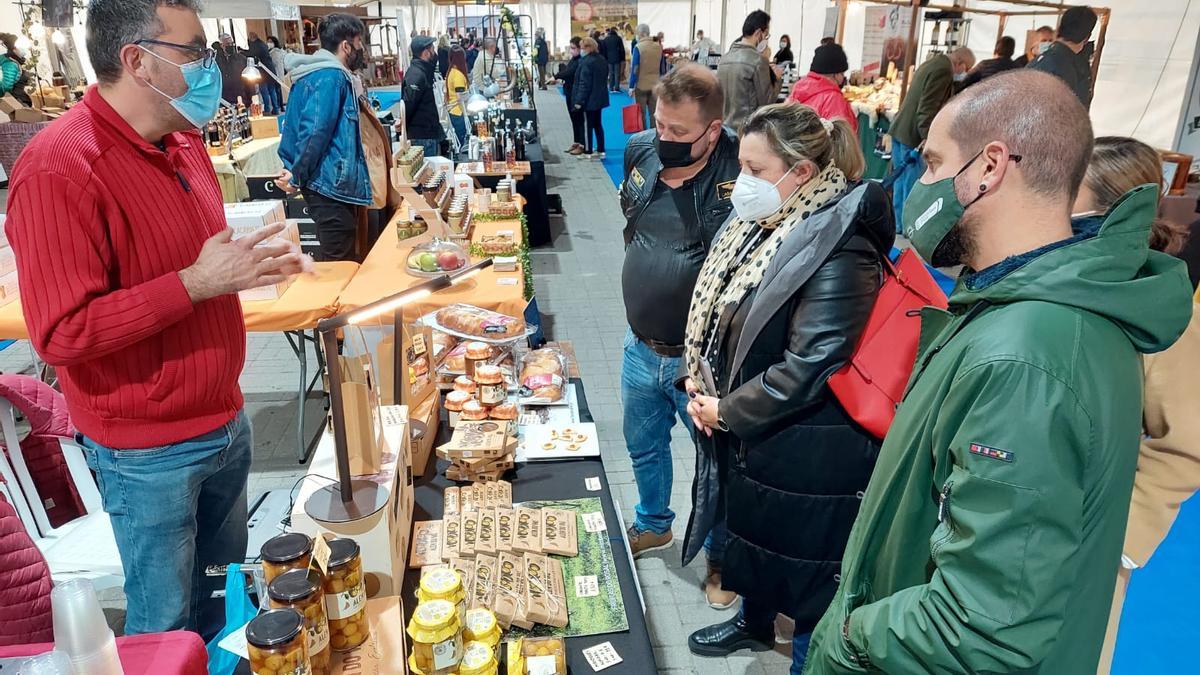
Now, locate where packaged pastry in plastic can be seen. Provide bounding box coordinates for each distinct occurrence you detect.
[423,304,529,342]
[519,348,567,404]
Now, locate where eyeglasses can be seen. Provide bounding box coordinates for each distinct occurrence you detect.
[135,39,216,68]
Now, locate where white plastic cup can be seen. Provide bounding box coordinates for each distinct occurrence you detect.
[16,650,72,675]
[50,578,123,674]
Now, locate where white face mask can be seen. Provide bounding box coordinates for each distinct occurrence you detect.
[756,38,769,54]
[953,71,967,82]
[731,163,799,222]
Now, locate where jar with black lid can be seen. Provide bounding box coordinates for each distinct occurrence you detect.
[268,569,332,675]
[261,532,313,585]
[323,538,369,651]
[246,608,311,675]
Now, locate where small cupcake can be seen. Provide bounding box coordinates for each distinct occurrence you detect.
[444,390,474,427]
[473,365,504,385]
[490,401,518,420]
[460,399,490,421]
[453,376,477,395]
[465,342,492,360]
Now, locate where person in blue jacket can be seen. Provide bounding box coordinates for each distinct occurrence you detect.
[572,37,611,159]
[275,14,372,262]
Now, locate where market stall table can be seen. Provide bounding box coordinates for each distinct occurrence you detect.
[336,217,528,321]
[461,140,552,247]
[403,378,655,673]
[0,261,360,462]
[210,136,284,203]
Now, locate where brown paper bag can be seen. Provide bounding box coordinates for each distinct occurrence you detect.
[339,353,384,476]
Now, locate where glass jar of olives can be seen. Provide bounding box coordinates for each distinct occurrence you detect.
[246,608,311,675]
[417,567,467,622]
[406,599,463,675]
[521,637,566,674]
[268,569,332,675]
[322,538,369,651]
[457,641,499,675]
[260,532,313,585]
[462,608,500,650]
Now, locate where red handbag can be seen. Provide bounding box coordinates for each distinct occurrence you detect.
[828,249,948,439]
[622,103,645,133]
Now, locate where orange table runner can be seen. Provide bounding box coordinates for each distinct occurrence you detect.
[0,261,360,340]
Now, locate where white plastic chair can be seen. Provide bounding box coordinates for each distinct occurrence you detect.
[0,399,123,591]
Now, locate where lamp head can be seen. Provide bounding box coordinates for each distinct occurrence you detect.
[242,57,262,82]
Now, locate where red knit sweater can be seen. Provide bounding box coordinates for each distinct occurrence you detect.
[4,87,245,448]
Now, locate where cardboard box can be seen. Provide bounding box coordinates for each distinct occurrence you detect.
[512,508,542,554]
[411,390,440,477]
[471,554,497,610]
[284,193,312,219]
[250,115,280,139]
[459,509,480,558]
[493,551,533,630]
[293,218,321,256]
[541,509,578,558]
[441,514,462,562]
[223,200,286,238]
[289,406,413,598]
[246,174,290,201]
[409,520,443,569]
[524,552,565,627]
[12,109,48,123]
[476,507,497,557]
[439,421,509,461]
[448,556,476,601]
[495,507,514,553]
[0,94,24,115]
[328,596,409,674]
[443,486,460,516]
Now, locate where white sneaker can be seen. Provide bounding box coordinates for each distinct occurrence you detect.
[593,152,606,160]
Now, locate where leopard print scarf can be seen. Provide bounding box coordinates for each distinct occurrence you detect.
[684,164,847,395]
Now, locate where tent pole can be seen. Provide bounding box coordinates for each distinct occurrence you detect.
[900,0,921,103]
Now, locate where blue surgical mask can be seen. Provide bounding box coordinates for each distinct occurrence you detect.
[140,47,223,128]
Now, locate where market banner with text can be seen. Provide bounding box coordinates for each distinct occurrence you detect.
[571,0,639,42]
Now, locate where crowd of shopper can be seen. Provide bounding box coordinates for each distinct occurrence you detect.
[2,3,1197,675]
[614,6,1197,675]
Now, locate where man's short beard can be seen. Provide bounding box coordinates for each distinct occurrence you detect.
[930,204,979,268]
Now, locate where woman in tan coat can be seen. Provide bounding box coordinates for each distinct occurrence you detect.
[1073,136,1200,675]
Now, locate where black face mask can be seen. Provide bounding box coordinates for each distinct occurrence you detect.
[347,45,366,71]
[655,125,712,169]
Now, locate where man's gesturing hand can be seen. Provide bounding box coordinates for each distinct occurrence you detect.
[178,223,309,303]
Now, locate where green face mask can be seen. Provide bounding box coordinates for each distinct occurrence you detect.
[902,149,984,263]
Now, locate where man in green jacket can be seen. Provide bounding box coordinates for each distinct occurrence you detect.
[888,47,975,229]
[804,70,1193,675]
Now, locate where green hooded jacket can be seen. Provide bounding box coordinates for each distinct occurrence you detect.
[804,185,1194,675]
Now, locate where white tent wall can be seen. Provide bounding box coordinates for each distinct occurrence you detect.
[693,0,726,51]
[637,1,693,49]
[521,0,572,50]
[722,0,766,50]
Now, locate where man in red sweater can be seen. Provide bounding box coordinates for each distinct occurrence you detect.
[787,42,858,132]
[4,0,305,639]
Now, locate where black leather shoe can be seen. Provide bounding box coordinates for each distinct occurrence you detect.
[688,615,774,657]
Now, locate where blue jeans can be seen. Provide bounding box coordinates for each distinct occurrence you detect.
[449,114,467,146]
[741,596,812,674]
[79,411,252,640]
[411,138,441,159]
[621,328,726,561]
[608,62,622,91]
[890,138,926,232]
[260,79,282,115]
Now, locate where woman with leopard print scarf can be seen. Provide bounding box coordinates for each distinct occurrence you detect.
[677,103,895,673]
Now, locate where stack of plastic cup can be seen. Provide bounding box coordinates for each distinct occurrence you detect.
[16,650,72,674]
[50,579,124,675]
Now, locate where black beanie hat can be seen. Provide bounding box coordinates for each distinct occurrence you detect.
[1059,6,1098,43]
[811,43,849,75]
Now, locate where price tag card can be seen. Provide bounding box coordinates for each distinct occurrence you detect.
[527,655,559,675]
[217,620,252,659]
[497,277,519,286]
[412,333,427,356]
[582,512,606,533]
[582,642,623,671]
[584,476,602,491]
[311,533,332,576]
[519,412,542,427]
[574,574,600,598]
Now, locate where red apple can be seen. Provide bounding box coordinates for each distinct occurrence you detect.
[438,250,464,270]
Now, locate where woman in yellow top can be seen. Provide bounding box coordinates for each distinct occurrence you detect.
[447,46,470,145]
[1072,136,1200,675]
